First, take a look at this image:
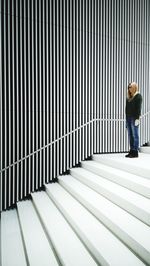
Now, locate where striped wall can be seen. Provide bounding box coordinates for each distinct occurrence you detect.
[0,0,150,211]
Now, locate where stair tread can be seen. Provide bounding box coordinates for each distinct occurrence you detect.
[82,160,150,188]
[46,183,145,266]
[1,152,150,266]
[93,154,150,178]
[70,167,150,225]
[140,147,150,154]
[81,160,150,198]
[17,200,59,266]
[1,210,27,266]
[32,191,97,266]
[59,175,150,264]
[71,167,150,212]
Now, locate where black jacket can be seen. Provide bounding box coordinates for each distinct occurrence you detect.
[125,93,142,119]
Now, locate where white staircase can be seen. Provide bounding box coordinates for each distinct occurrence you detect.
[1,151,150,266]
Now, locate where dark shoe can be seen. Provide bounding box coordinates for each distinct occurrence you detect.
[125,150,132,157]
[129,150,138,158]
[143,143,148,146]
[125,153,131,157]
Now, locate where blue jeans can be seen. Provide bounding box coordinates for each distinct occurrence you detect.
[126,117,139,151]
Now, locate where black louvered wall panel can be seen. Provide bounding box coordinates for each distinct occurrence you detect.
[0,0,150,211]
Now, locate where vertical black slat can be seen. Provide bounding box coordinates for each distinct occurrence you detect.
[80,0,84,160]
[110,0,113,152]
[146,0,149,142]
[49,0,53,181]
[31,0,35,191]
[20,0,24,197]
[45,0,50,183]
[145,1,148,143]
[78,0,82,162]
[125,0,129,151]
[66,0,70,169]
[113,0,117,153]
[96,0,100,153]
[138,0,142,143]
[108,0,110,152]
[11,0,16,204]
[23,0,28,197]
[134,0,137,81]
[75,0,78,164]
[39,0,42,188]
[0,5,3,210]
[19,0,24,199]
[45,1,48,167]
[109,0,112,153]
[69,0,73,169]
[80,0,83,160]
[91,0,95,156]
[120,0,123,151]
[52,0,56,177]
[99,0,102,153]
[42,0,44,186]
[145,0,148,142]
[15,0,20,201]
[122,0,125,151]
[72,0,76,166]
[136,0,139,85]
[56,0,60,176]
[84,0,88,159]
[101,0,105,153]
[88,0,91,156]
[118,0,124,151]
[62,0,66,172]
[59,0,63,175]
[27,0,32,194]
[42,0,46,184]
[4,1,8,208]
[17,0,21,199]
[7,0,12,207]
[50,0,53,178]
[0,8,2,209]
[94,0,98,154]
[147,1,150,141]
[35,0,39,190]
[107,0,111,152]
[105,0,108,153]
[65,0,67,170]
[115,1,120,152]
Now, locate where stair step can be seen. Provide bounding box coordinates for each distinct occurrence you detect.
[140,147,150,154]
[70,167,150,226]
[32,191,97,266]
[59,175,150,265]
[46,182,145,266]
[93,153,150,179]
[17,200,59,266]
[81,160,150,198]
[1,210,27,266]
